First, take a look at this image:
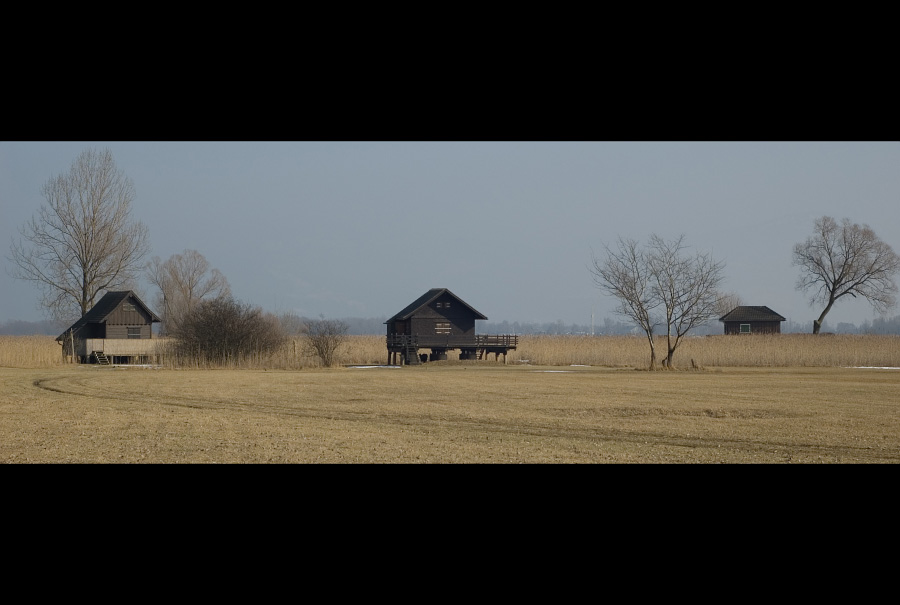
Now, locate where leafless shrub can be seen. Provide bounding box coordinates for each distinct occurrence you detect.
[303,318,349,368]
[174,297,284,366]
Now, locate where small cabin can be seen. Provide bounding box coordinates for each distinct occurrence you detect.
[56,290,163,364]
[385,288,487,339]
[719,306,786,335]
[385,288,516,364]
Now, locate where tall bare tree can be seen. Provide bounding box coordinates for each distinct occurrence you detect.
[591,234,725,369]
[146,249,231,336]
[793,216,900,334]
[8,148,150,321]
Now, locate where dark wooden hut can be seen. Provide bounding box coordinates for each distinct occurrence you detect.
[385,288,517,364]
[56,290,163,364]
[719,306,786,335]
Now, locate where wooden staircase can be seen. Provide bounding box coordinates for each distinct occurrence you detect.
[93,351,110,366]
[404,341,420,365]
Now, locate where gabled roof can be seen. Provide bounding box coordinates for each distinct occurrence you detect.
[56,290,160,341]
[385,288,488,323]
[719,306,786,323]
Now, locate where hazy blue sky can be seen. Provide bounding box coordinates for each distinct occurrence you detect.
[2,141,899,329]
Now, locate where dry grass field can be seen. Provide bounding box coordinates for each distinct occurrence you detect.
[2,363,899,463]
[2,334,899,463]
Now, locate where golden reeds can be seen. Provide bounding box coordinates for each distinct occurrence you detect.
[0,335,63,368]
[4,333,897,370]
[509,334,900,368]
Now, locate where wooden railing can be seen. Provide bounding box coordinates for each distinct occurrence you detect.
[81,338,172,356]
[386,334,518,349]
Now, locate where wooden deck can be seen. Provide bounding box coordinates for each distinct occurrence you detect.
[66,338,172,364]
[386,334,518,365]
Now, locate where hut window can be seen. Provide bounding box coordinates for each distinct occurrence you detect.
[444,301,451,308]
[127,327,141,339]
[435,322,450,334]
[123,303,136,313]
[436,302,443,308]
[740,324,751,334]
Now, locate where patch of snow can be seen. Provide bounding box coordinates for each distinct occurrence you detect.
[846,366,900,370]
[348,365,401,369]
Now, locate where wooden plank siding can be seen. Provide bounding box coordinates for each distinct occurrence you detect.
[719,306,786,335]
[722,321,782,335]
[80,338,171,357]
[57,290,162,363]
[385,288,516,364]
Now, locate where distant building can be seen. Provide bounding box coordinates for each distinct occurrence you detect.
[385,288,517,364]
[719,306,786,335]
[56,290,163,364]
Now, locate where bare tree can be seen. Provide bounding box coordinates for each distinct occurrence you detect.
[303,318,349,367]
[277,312,307,336]
[146,249,231,335]
[590,237,662,369]
[591,234,725,369]
[8,148,150,320]
[793,216,900,334]
[715,291,744,318]
[647,235,725,367]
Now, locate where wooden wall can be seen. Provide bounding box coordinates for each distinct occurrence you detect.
[723,321,782,335]
[409,294,476,337]
[103,297,154,339]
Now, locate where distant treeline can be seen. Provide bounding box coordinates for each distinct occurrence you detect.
[6,314,900,336]
[0,319,67,336]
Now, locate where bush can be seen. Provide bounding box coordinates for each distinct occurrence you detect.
[175,297,284,365]
[303,319,349,367]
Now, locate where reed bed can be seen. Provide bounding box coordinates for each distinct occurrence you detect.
[0,335,63,368]
[509,334,900,368]
[155,335,388,369]
[4,333,898,370]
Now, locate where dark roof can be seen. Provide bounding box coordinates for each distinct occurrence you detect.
[385,288,488,323]
[719,306,786,323]
[56,290,160,341]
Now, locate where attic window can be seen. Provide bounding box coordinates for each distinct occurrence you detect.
[445,301,451,308]
[740,324,751,334]
[436,302,443,308]
[123,303,136,313]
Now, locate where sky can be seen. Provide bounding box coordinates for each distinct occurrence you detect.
[2,141,899,330]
